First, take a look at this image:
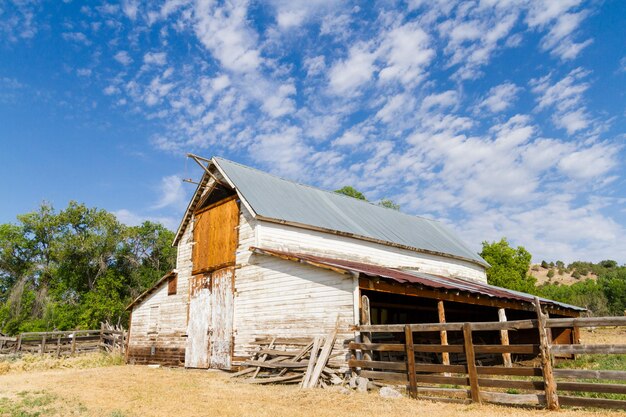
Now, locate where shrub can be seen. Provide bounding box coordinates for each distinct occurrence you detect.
[547,270,555,278]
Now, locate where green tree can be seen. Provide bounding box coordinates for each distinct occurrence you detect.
[334,186,367,201]
[0,202,176,334]
[480,238,536,293]
[378,199,400,211]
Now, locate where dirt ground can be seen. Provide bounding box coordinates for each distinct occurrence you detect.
[0,328,623,417]
[0,364,619,417]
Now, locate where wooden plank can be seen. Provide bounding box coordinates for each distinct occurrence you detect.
[357,319,539,333]
[535,297,559,410]
[546,316,626,328]
[478,378,545,390]
[417,396,472,405]
[349,360,466,373]
[405,325,418,399]
[301,337,321,388]
[278,341,313,377]
[306,327,337,388]
[360,370,413,383]
[557,381,626,394]
[348,342,405,352]
[551,344,626,355]
[438,300,450,367]
[463,323,480,403]
[554,369,626,380]
[498,308,512,368]
[417,375,469,386]
[473,345,539,354]
[559,395,626,410]
[252,337,275,378]
[477,366,542,377]
[416,386,469,399]
[481,391,545,406]
[243,360,308,369]
[246,374,302,384]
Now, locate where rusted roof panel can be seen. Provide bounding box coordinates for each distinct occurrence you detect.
[251,247,585,312]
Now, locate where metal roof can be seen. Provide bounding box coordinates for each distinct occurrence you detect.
[251,247,585,312]
[214,157,489,267]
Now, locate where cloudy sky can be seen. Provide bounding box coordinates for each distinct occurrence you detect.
[0,0,624,263]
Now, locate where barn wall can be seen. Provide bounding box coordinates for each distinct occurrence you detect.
[127,226,192,366]
[233,208,356,365]
[256,221,487,283]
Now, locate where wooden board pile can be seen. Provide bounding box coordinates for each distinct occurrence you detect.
[231,329,344,388]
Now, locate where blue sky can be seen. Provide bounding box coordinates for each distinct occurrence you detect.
[0,0,624,263]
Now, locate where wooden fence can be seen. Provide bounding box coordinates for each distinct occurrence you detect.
[350,300,626,410]
[0,325,126,357]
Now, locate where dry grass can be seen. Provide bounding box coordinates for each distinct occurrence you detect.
[580,327,626,345]
[0,352,124,375]
[0,365,619,417]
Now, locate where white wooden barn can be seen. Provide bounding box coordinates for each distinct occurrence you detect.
[125,156,582,369]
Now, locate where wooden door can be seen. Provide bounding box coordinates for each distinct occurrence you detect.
[185,274,211,368]
[210,267,235,369]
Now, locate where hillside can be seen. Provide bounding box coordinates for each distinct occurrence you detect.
[529,264,597,285]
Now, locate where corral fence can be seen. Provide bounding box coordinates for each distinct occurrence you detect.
[0,323,127,357]
[350,298,626,411]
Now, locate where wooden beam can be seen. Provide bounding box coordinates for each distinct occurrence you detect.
[437,300,450,371]
[462,323,481,404]
[534,297,559,410]
[360,295,372,362]
[404,325,418,399]
[498,308,512,368]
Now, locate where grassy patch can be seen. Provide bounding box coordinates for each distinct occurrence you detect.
[556,354,626,400]
[0,391,57,417]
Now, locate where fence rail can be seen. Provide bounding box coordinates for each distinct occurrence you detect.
[0,324,127,357]
[350,298,626,411]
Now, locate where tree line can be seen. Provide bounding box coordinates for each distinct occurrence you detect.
[480,238,626,316]
[0,202,176,334]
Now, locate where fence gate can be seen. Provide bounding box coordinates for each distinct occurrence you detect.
[185,274,211,368]
[210,267,234,369]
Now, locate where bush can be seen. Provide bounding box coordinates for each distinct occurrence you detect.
[572,271,581,279]
[541,260,549,269]
[558,268,564,276]
[547,270,555,278]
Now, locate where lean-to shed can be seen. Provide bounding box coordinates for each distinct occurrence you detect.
[126,156,583,369]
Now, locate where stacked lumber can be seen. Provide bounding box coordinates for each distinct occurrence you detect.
[231,329,344,388]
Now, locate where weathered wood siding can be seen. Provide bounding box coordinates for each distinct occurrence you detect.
[127,277,189,366]
[192,197,239,274]
[255,221,487,283]
[233,207,355,365]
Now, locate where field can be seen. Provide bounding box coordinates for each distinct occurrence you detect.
[0,329,624,417]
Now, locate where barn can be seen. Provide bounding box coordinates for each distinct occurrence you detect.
[125,156,583,369]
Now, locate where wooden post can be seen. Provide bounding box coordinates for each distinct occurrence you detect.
[100,323,105,352]
[437,301,450,368]
[404,325,418,399]
[70,331,77,356]
[498,308,512,367]
[40,334,46,356]
[534,297,559,410]
[463,323,481,403]
[15,334,22,353]
[55,335,61,358]
[360,295,372,362]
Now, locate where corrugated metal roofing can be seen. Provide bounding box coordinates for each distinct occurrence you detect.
[252,247,585,312]
[214,157,489,267]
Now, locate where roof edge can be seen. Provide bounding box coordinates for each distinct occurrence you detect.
[126,270,176,311]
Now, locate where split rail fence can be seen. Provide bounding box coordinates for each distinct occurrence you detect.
[0,325,126,357]
[350,301,626,410]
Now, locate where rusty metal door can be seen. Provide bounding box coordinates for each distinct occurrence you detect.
[185,274,211,368]
[210,267,234,369]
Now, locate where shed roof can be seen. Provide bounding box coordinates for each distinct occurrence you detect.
[208,157,488,268]
[126,270,176,311]
[251,247,585,313]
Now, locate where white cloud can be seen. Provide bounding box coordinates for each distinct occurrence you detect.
[143,51,167,66]
[421,90,459,112]
[113,209,178,230]
[476,82,520,113]
[62,32,91,45]
[194,0,261,73]
[153,175,187,210]
[558,143,619,180]
[328,43,376,95]
[249,126,309,177]
[114,51,133,66]
[122,0,140,20]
